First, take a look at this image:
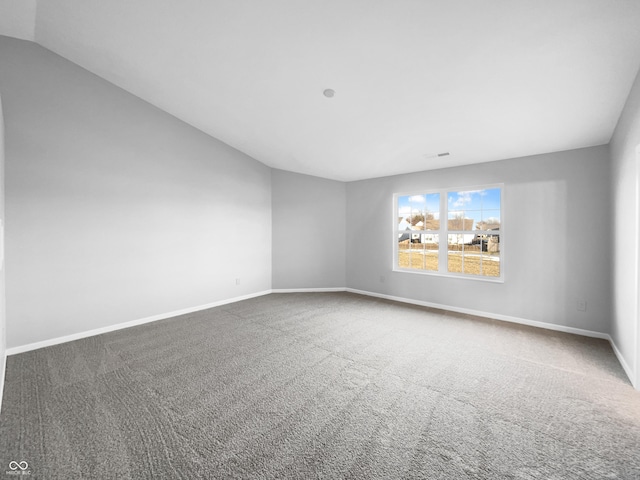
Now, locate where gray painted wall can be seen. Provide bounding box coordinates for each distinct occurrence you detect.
[272,169,346,289]
[610,67,640,388]
[0,0,36,41]
[0,37,272,349]
[346,146,611,334]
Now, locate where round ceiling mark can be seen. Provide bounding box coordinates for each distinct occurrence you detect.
[323,89,335,98]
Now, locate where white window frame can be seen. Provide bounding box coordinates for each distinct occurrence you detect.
[393,184,504,282]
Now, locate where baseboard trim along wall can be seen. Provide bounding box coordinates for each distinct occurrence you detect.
[608,336,637,389]
[271,288,347,293]
[346,288,637,389]
[0,352,6,413]
[6,290,272,356]
[345,288,609,339]
[5,287,636,389]
[7,288,348,355]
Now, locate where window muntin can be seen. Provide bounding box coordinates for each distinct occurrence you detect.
[394,186,502,280]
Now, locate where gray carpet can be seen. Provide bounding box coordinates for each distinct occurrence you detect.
[1,292,639,479]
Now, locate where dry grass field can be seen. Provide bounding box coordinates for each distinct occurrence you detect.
[397,250,439,271]
[398,241,500,277]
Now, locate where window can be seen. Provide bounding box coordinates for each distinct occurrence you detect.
[394,185,502,280]
[396,193,441,272]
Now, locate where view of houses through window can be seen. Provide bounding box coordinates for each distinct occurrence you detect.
[395,186,502,279]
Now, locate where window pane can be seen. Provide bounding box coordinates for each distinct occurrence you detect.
[467,210,482,229]
[398,195,410,217]
[408,194,424,231]
[396,237,425,270]
[487,233,500,251]
[399,233,438,271]
[448,211,462,221]
[449,188,501,225]
[423,217,440,231]
[397,195,412,232]
[424,193,440,231]
[482,252,500,277]
[398,232,411,268]
[398,193,441,232]
[448,190,483,210]
[409,241,426,270]
[424,234,438,271]
[447,234,463,273]
[425,193,440,214]
[448,213,473,231]
[481,209,501,228]
[462,243,482,275]
[482,188,501,210]
[398,235,425,270]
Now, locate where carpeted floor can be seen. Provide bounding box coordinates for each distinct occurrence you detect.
[1,292,639,479]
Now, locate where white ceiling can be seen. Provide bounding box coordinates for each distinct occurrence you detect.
[4,0,640,181]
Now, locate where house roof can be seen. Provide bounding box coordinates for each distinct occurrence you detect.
[476,221,501,231]
[448,218,474,231]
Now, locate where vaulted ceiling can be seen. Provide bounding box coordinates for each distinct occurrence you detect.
[2,0,640,181]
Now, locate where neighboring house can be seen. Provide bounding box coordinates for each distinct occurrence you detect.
[398,216,411,231]
[447,218,474,231]
[398,216,441,244]
[398,216,412,242]
[399,216,482,245]
[472,221,501,252]
[447,218,475,245]
[476,220,501,231]
[411,219,440,244]
[487,234,500,253]
[472,228,500,252]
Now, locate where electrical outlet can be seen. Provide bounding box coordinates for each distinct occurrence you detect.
[379,275,385,283]
[577,299,587,312]
[235,278,241,285]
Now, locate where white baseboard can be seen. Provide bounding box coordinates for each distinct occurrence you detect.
[346,288,640,388]
[271,287,347,293]
[0,348,5,413]
[607,335,637,389]
[6,290,272,356]
[5,286,637,390]
[345,288,610,340]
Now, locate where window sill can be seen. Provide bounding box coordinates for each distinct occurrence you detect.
[392,267,504,283]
